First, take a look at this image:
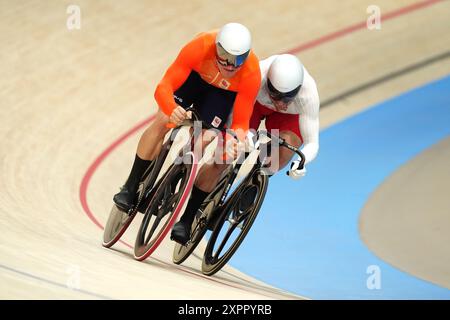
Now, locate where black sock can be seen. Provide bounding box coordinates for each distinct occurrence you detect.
[180,185,209,225]
[123,154,152,192]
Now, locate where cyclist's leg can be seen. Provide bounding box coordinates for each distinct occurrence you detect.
[179,129,219,220]
[191,94,268,191]
[138,71,203,160]
[113,72,200,211]
[278,130,302,169]
[171,81,237,244]
[265,112,303,174]
[249,101,274,131]
[113,110,172,211]
[171,158,230,243]
[137,110,171,160]
[180,101,271,225]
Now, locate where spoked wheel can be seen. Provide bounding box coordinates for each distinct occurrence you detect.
[201,172,268,276]
[134,152,198,261]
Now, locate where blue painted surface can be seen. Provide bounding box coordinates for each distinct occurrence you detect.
[229,75,450,299]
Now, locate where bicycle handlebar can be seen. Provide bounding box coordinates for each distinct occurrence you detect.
[166,107,240,143]
[166,107,202,129]
[166,109,305,170]
[257,130,306,170]
[166,107,228,133]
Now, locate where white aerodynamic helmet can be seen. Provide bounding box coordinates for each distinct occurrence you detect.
[215,22,251,68]
[267,54,304,102]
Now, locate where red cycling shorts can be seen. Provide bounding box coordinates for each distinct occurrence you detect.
[249,101,303,143]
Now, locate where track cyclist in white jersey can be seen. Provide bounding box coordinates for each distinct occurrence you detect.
[249,54,320,178]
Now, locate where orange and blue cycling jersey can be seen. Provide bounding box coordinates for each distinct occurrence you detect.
[154,30,261,136]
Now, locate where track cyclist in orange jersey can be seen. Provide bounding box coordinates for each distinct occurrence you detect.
[113,23,261,245]
[250,54,320,178]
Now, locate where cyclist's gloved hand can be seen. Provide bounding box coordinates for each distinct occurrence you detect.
[169,106,188,125]
[287,160,306,180]
[224,134,239,160]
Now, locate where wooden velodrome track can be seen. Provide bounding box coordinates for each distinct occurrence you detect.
[1,0,449,299]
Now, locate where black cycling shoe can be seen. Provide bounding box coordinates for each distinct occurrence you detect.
[170,221,191,245]
[113,187,137,213]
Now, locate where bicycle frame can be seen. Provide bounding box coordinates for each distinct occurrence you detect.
[201,129,306,223]
[138,107,220,211]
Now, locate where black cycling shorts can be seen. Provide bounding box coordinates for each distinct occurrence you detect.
[173,71,237,129]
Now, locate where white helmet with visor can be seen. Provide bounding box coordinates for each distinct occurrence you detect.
[215,23,251,68]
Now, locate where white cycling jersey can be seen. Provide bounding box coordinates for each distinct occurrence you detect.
[256,55,320,164]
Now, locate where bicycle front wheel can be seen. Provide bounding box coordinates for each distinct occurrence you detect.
[134,152,198,261]
[201,172,268,276]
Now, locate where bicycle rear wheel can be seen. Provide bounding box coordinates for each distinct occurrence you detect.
[134,152,198,261]
[102,161,157,248]
[201,172,268,276]
[102,205,136,248]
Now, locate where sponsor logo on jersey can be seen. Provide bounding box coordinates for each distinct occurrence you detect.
[212,116,222,128]
[219,79,231,89]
